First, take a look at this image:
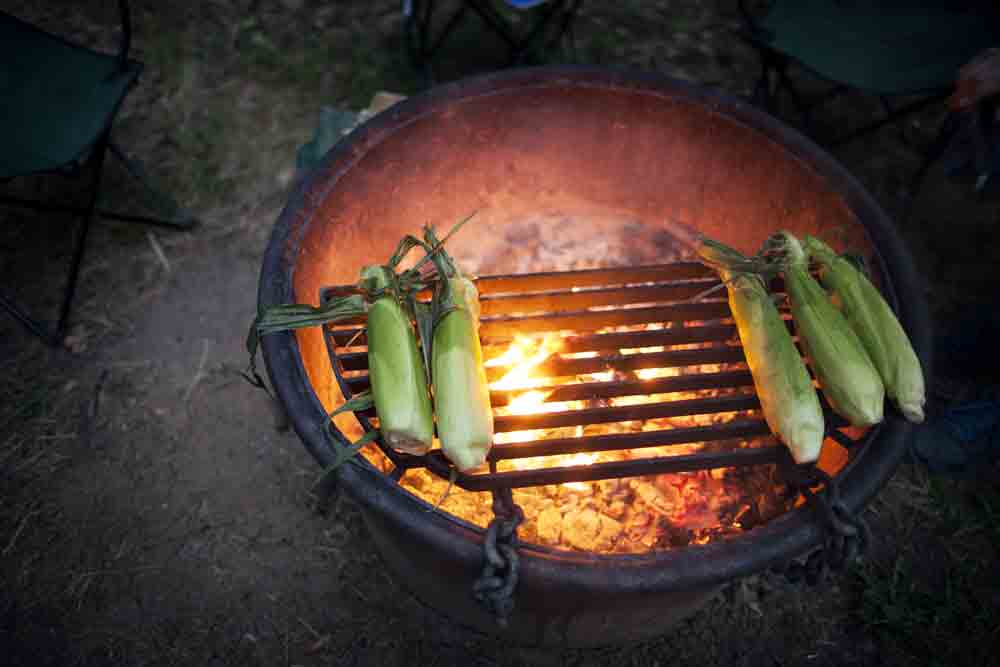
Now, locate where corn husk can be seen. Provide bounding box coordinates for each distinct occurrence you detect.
[426,226,494,472]
[803,236,925,423]
[361,265,435,454]
[698,238,825,464]
[775,232,885,427]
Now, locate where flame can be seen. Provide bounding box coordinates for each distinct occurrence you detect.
[636,366,678,381]
[487,335,564,392]
[388,319,764,552]
[563,451,598,491]
[488,335,564,445]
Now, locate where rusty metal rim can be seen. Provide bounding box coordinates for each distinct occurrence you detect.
[258,65,931,594]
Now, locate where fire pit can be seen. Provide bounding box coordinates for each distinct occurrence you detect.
[258,67,930,646]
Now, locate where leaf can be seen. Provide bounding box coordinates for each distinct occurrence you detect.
[410,211,477,275]
[242,313,272,397]
[246,295,367,396]
[388,234,432,271]
[329,391,373,417]
[256,295,367,336]
[312,428,380,494]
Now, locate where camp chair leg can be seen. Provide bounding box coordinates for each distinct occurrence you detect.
[775,65,811,128]
[507,0,570,65]
[752,49,812,130]
[555,0,581,61]
[903,112,961,221]
[750,49,776,110]
[405,0,580,78]
[0,131,109,345]
[465,0,520,53]
[404,0,438,84]
[54,134,108,343]
[828,92,950,148]
[405,0,472,85]
[971,98,997,195]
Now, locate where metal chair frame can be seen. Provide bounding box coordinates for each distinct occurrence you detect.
[737,0,997,216]
[0,0,197,345]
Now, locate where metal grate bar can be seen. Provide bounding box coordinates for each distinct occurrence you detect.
[422,445,787,491]
[479,301,732,337]
[340,368,758,406]
[474,262,715,293]
[317,299,732,333]
[489,369,756,406]
[338,344,747,380]
[478,279,722,316]
[318,262,717,303]
[493,393,761,432]
[491,418,775,460]
[329,320,757,351]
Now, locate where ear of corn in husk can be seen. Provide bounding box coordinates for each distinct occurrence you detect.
[771,232,885,427]
[697,238,825,464]
[248,237,436,457]
[425,224,494,472]
[360,264,435,454]
[803,235,925,423]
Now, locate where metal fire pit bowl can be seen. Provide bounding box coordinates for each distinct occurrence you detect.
[258,67,931,646]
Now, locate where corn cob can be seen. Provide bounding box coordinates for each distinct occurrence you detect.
[360,265,435,454]
[803,236,925,423]
[697,238,825,464]
[774,232,885,427]
[425,227,494,472]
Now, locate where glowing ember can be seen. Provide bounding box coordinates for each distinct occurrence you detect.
[561,452,598,492]
[366,319,798,554]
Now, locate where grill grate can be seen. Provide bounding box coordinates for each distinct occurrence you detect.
[321,262,875,492]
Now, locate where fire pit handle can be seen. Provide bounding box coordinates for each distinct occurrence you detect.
[773,464,872,585]
[472,488,525,627]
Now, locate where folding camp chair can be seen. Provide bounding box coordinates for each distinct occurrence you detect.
[403,0,583,82]
[738,1,1000,214]
[0,1,196,346]
[739,1,1000,144]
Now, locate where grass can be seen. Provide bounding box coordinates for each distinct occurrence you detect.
[852,470,1000,666]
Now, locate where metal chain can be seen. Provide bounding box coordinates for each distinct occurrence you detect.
[472,488,525,627]
[774,463,871,585]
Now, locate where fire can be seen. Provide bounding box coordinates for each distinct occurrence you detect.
[383,321,792,554]
[562,452,598,491]
[486,334,564,391]
[487,335,565,445]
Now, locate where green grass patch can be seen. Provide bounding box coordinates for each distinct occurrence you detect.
[852,476,1000,667]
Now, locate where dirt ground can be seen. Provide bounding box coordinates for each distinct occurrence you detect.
[3,1,999,666]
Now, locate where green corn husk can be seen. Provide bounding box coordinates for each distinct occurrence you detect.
[360,265,435,455]
[426,228,494,472]
[803,236,925,423]
[775,232,885,427]
[697,238,825,464]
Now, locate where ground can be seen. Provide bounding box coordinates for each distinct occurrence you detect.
[2,1,999,666]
